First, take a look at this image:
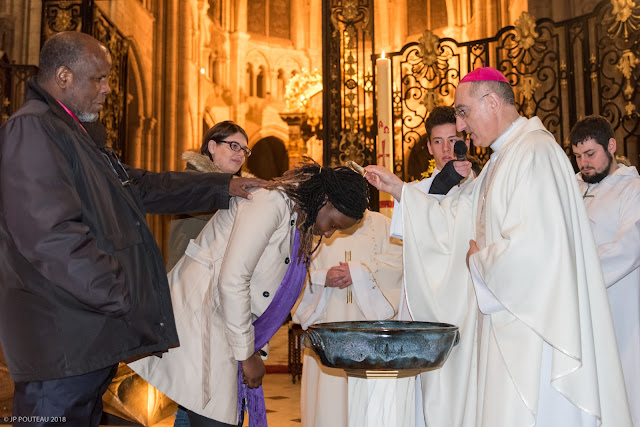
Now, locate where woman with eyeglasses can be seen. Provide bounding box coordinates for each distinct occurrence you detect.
[167,121,253,427]
[129,160,369,427]
[167,121,253,272]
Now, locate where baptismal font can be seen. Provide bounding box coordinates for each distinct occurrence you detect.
[305,320,459,427]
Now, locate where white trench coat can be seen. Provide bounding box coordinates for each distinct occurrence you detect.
[129,188,297,424]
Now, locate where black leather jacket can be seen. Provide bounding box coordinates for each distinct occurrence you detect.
[0,79,232,381]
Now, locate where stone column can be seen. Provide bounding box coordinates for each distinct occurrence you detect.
[307,0,323,68]
[290,0,306,50]
[153,0,179,173]
[175,0,194,169]
[229,31,250,125]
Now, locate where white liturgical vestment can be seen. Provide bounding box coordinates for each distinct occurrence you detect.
[390,171,441,241]
[391,170,440,322]
[401,116,631,426]
[578,164,640,426]
[390,169,473,321]
[294,210,403,427]
[391,168,477,427]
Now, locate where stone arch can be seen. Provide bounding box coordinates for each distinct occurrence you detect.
[125,40,151,169]
[246,49,270,97]
[248,125,289,148]
[246,49,270,75]
[274,55,304,84]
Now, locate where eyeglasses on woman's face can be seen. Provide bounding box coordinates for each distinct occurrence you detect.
[218,140,252,157]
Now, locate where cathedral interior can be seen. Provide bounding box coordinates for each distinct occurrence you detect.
[1,0,639,425]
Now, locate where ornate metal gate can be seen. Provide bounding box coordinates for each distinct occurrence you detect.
[0,55,37,125]
[41,0,129,159]
[387,0,640,180]
[0,1,129,159]
[322,0,377,168]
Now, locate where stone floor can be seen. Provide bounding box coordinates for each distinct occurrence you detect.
[247,325,302,426]
[148,326,302,427]
[0,325,302,427]
[133,325,301,427]
[136,372,301,427]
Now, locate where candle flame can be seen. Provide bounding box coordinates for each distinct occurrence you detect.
[381,51,386,59]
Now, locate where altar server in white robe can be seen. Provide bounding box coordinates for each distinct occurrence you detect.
[365,67,632,426]
[294,210,403,427]
[388,106,479,427]
[570,115,640,426]
[390,106,472,242]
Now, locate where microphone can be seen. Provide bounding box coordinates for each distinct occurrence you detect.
[454,140,467,161]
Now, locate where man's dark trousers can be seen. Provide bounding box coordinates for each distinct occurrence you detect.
[12,364,118,426]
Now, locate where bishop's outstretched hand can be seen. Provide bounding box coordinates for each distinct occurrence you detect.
[363,165,404,201]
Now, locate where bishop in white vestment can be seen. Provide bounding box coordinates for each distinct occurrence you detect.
[389,106,479,427]
[365,67,632,427]
[294,210,403,427]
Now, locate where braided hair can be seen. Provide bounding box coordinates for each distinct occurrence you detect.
[265,159,369,265]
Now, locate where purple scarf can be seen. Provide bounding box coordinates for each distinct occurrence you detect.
[237,230,306,426]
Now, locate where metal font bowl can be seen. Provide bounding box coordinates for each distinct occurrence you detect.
[305,320,459,372]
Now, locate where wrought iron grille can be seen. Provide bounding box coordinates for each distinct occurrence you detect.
[41,0,129,160]
[387,0,640,180]
[0,57,38,126]
[322,0,376,168]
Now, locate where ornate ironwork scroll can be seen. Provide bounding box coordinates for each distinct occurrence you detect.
[41,0,90,42]
[387,0,640,179]
[322,0,375,168]
[387,28,459,176]
[598,0,640,161]
[41,0,129,160]
[0,57,38,126]
[92,11,129,160]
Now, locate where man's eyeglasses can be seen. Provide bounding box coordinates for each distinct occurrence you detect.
[454,93,490,120]
[219,140,252,157]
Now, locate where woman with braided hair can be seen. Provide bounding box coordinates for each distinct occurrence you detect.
[264,160,371,266]
[129,160,369,427]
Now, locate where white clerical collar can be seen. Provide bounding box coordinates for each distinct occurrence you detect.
[489,116,526,160]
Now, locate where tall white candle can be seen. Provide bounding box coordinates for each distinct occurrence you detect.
[376,52,394,217]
